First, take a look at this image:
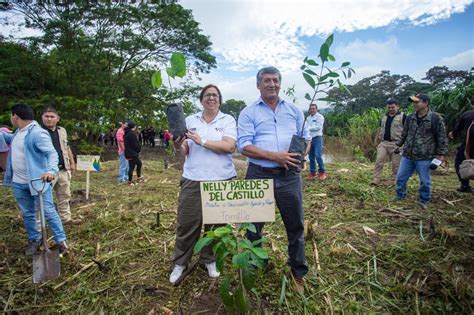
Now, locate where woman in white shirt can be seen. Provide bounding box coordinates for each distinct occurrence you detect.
[169,84,237,284]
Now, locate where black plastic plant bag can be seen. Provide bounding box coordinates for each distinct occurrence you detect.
[288,134,307,172]
[166,103,187,138]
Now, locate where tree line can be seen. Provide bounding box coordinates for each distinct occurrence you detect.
[0,1,215,149]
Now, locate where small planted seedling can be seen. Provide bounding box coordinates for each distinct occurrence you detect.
[194,223,268,313]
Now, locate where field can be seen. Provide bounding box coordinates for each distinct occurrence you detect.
[0,157,473,314]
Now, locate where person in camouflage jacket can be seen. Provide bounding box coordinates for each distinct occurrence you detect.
[395,93,448,208]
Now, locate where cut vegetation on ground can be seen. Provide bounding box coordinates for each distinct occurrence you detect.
[0,159,473,313]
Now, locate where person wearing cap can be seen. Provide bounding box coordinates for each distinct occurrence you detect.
[116,120,129,183]
[395,93,448,208]
[124,121,144,186]
[238,66,311,294]
[170,84,237,284]
[0,104,68,255]
[371,98,406,185]
[306,103,327,180]
[41,107,82,225]
[448,109,474,193]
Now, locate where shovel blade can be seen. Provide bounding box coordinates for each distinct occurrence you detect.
[33,249,61,284]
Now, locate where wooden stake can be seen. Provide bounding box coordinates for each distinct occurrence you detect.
[86,171,90,200]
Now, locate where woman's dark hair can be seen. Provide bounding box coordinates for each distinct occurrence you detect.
[199,84,223,105]
[11,103,34,120]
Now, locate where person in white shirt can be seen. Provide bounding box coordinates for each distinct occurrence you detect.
[306,103,326,180]
[169,84,237,284]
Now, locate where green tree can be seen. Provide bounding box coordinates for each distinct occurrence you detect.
[221,99,246,119]
[423,66,473,90]
[327,70,433,115]
[1,2,216,142]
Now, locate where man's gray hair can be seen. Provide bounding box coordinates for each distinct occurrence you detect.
[256,66,282,85]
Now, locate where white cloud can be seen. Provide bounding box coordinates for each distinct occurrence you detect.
[203,37,408,108]
[438,49,474,70]
[182,0,473,72]
[334,37,409,66]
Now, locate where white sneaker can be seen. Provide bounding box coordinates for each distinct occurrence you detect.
[205,262,220,278]
[169,265,186,284]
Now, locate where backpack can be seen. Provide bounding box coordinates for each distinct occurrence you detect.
[460,122,474,180]
[407,111,440,134]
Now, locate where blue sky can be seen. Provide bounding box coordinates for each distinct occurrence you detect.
[182,0,474,108]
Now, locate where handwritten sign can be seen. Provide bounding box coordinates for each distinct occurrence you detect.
[76,155,101,172]
[200,179,275,224]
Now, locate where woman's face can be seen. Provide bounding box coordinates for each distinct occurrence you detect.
[201,87,220,112]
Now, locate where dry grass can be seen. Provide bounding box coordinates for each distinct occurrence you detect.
[0,158,473,313]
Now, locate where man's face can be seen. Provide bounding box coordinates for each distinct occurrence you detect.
[309,106,317,115]
[42,111,59,129]
[387,104,399,115]
[10,114,18,128]
[257,73,280,101]
[414,100,428,113]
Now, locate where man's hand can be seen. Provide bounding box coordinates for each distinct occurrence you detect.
[70,165,77,176]
[435,155,445,162]
[448,131,454,140]
[271,151,300,169]
[41,173,55,182]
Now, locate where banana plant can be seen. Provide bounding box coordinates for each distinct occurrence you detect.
[194,223,268,313]
[301,34,354,105]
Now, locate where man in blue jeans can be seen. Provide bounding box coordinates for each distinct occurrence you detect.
[395,93,448,209]
[306,103,326,180]
[0,104,68,255]
[238,66,310,294]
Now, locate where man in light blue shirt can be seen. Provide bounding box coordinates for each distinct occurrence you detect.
[237,66,310,294]
[306,103,326,180]
[1,104,67,256]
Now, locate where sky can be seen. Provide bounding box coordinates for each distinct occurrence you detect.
[1,0,473,110]
[180,0,474,108]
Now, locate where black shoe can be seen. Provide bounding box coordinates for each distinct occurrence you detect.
[457,186,472,193]
[25,239,41,256]
[57,241,68,254]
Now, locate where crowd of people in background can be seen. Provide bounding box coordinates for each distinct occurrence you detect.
[99,125,170,149]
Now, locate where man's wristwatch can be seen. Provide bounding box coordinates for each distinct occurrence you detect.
[201,139,207,147]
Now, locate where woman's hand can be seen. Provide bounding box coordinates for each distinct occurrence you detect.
[185,130,203,146]
[172,135,186,149]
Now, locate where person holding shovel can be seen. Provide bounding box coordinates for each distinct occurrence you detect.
[0,104,67,256]
[169,84,237,284]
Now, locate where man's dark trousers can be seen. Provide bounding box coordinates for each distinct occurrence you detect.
[245,163,308,278]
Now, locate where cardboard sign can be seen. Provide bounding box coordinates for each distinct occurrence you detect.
[200,179,276,224]
[76,155,101,172]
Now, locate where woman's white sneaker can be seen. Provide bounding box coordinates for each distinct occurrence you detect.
[205,262,220,278]
[169,265,186,284]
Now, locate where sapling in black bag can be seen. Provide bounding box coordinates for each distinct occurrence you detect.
[288,118,308,172]
[166,103,187,138]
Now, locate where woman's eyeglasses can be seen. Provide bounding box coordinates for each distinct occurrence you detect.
[203,93,219,99]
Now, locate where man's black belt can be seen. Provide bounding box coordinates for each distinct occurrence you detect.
[248,162,291,176]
